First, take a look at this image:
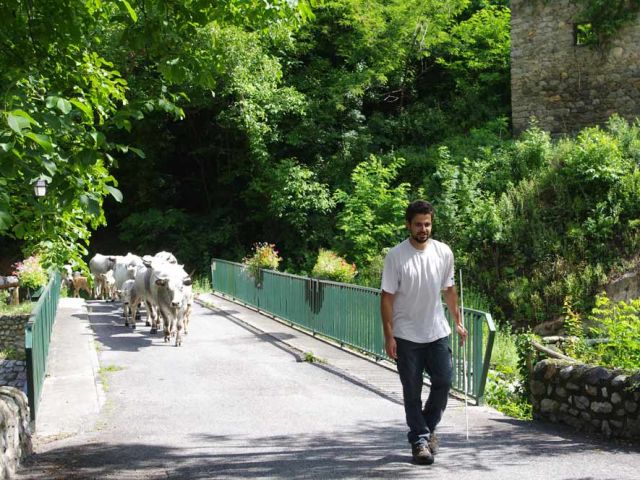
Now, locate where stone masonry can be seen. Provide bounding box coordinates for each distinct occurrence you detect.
[0,314,29,360]
[511,0,640,135]
[0,315,32,478]
[531,359,640,440]
[0,387,32,479]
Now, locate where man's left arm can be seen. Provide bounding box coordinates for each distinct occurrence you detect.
[443,286,468,345]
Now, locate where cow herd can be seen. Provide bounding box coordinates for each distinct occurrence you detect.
[66,251,193,347]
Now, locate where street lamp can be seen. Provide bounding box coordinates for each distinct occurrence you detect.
[33,179,47,197]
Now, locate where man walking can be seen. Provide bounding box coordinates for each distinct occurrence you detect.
[381,199,467,465]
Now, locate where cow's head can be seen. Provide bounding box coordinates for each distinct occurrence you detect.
[155,274,189,308]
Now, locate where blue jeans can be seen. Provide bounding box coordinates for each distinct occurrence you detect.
[396,336,453,445]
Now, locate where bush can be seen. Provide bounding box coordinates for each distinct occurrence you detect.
[484,367,532,420]
[242,242,282,279]
[311,249,357,283]
[586,294,640,371]
[355,250,386,288]
[12,255,48,291]
[485,326,533,420]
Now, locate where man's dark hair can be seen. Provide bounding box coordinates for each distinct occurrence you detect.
[405,200,435,223]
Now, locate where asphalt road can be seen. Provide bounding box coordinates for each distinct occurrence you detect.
[16,299,640,479]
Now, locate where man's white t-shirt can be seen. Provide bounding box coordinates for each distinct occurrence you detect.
[381,238,455,343]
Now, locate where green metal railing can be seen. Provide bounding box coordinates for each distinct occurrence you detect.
[25,271,62,424]
[211,259,495,405]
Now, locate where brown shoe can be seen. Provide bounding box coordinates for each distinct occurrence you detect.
[411,443,434,465]
[428,432,439,455]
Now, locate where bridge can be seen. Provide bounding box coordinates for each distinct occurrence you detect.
[14,289,640,478]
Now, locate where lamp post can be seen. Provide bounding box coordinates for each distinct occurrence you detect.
[33,179,47,197]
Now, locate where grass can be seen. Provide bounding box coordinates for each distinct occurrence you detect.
[0,301,34,316]
[192,276,212,294]
[0,347,22,361]
[485,324,533,420]
[490,324,519,371]
[303,351,327,364]
[98,364,124,391]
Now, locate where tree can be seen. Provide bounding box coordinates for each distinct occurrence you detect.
[0,0,314,268]
[335,154,411,267]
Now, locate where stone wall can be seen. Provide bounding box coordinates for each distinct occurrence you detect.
[531,359,640,439]
[0,315,29,360]
[605,270,640,303]
[0,387,32,479]
[511,0,640,135]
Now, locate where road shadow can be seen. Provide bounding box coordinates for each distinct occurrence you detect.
[83,300,159,353]
[17,422,639,480]
[201,303,305,363]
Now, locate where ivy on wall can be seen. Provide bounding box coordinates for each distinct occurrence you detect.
[576,0,640,46]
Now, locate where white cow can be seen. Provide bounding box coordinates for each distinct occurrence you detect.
[132,262,160,333]
[149,262,192,346]
[154,251,178,264]
[93,269,116,301]
[121,279,142,328]
[183,286,194,335]
[112,253,144,320]
[112,253,144,296]
[104,270,117,301]
[61,264,73,285]
[89,254,117,299]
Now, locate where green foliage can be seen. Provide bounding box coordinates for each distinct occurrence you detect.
[243,243,282,280]
[0,70,128,268]
[266,159,335,233]
[0,300,34,316]
[202,24,306,159]
[0,0,313,267]
[515,331,540,397]
[356,250,387,289]
[490,324,519,372]
[192,276,212,295]
[311,249,357,283]
[587,294,640,371]
[430,116,640,326]
[484,324,533,419]
[485,368,533,420]
[303,351,326,364]
[575,0,640,46]
[0,347,21,361]
[11,255,48,291]
[335,154,410,267]
[436,4,511,125]
[562,297,590,359]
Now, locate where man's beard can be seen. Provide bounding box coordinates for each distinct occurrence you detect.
[412,232,429,244]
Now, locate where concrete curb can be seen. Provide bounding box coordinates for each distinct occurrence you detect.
[33,298,104,438]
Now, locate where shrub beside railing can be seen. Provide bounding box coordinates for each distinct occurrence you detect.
[211,259,495,405]
[24,271,61,424]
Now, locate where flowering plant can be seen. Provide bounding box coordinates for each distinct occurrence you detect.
[12,255,48,291]
[243,243,282,280]
[311,249,357,283]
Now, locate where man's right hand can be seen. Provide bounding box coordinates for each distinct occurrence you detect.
[385,336,397,359]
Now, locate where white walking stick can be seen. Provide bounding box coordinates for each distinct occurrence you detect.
[459,269,469,441]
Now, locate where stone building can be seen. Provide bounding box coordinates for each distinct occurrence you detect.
[511,0,640,135]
